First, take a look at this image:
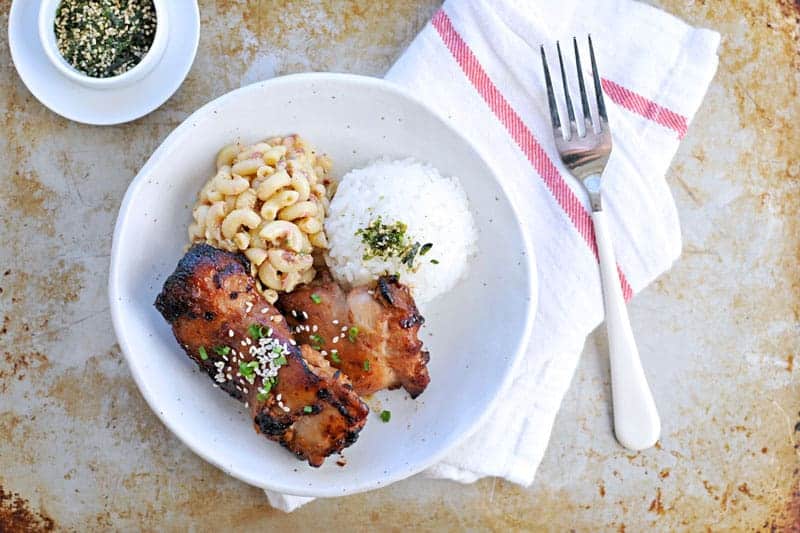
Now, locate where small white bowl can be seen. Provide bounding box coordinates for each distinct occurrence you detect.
[38,0,169,90]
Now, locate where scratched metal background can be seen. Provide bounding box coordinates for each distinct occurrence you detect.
[1,0,798,531]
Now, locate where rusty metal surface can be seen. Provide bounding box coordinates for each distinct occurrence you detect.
[1,0,798,530]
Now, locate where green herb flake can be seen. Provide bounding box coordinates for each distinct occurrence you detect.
[248,324,271,340]
[430,259,440,264]
[303,405,313,414]
[355,217,433,271]
[309,334,325,350]
[380,410,391,423]
[363,359,370,371]
[348,326,359,343]
[259,377,276,398]
[239,362,254,377]
[310,293,322,304]
[330,350,341,363]
[213,345,230,356]
[248,324,262,340]
[356,217,408,261]
[257,378,274,400]
[401,241,421,268]
[274,355,287,366]
[198,346,208,360]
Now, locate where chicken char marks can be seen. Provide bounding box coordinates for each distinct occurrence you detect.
[154,244,368,467]
[277,270,430,398]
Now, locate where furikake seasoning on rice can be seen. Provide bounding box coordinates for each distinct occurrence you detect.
[54,0,157,78]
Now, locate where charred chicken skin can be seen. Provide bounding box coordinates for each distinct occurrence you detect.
[277,270,430,398]
[154,244,368,467]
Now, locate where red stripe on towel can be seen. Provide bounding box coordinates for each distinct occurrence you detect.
[601,78,688,139]
[432,10,634,301]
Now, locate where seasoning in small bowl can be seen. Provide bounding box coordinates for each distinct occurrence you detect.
[55,0,157,79]
[38,0,169,89]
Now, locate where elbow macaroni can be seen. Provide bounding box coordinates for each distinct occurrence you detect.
[188,135,334,301]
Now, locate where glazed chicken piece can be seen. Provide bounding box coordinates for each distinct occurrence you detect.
[277,270,430,398]
[154,244,368,467]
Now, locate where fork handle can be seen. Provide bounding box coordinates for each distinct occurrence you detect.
[591,210,661,451]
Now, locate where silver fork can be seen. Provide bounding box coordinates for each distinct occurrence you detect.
[540,37,660,451]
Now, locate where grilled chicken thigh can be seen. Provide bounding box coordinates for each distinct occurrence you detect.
[278,270,430,398]
[154,244,368,466]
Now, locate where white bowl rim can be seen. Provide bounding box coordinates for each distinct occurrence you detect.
[37,0,169,89]
[109,72,537,497]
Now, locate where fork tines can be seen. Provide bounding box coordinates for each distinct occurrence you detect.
[540,36,607,139]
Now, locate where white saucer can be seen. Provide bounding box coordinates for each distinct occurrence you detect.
[7,0,200,126]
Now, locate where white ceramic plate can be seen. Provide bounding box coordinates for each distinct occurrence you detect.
[109,73,536,497]
[7,0,199,125]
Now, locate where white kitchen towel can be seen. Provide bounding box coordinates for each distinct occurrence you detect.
[266,0,720,511]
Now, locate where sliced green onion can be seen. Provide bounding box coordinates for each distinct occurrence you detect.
[348,326,359,343]
[213,345,230,356]
[330,350,341,363]
[380,410,391,422]
[363,359,370,371]
[310,293,322,304]
[239,362,254,377]
[309,333,324,349]
[248,323,271,340]
[419,243,433,256]
[303,405,313,414]
[198,346,208,360]
[430,259,439,264]
[274,355,287,366]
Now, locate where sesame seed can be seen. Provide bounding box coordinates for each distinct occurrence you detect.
[312,325,318,332]
[282,406,291,412]
[340,326,348,332]
[229,329,235,337]
[276,394,282,401]
[289,339,296,346]
[240,340,247,346]
[244,402,249,408]
[332,319,339,325]
[302,311,309,320]
[332,336,339,344]
[261,308,269,314]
